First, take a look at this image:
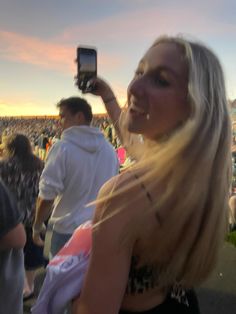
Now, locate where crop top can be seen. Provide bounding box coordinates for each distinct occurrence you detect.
[125,256,189,306]
[126,256,157,294]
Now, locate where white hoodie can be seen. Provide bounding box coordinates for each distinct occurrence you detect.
[39,125,119,234]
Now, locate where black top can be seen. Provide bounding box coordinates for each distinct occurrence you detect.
[0,157,43,227]
[0,179,22,238]
[126,256,157,294]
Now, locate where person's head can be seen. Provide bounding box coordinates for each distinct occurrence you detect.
[117,35,231,287]
[127,39,189,140]
[57,97,93,131]
[4,133,32,159]
[126,36,229,143]
[4,133,42,172]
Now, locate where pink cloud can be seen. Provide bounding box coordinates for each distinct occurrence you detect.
[58,5,236,44]
[0,30,74,73]
[0,30,125,74]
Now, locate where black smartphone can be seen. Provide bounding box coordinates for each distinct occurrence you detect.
[76,47,97,92]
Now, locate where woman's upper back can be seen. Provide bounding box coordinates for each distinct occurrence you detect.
[85,170,169,312]
[94,168,161,271]
[0,156,44,226]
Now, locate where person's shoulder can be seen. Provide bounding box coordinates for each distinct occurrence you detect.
[94,171,134,222]
[98,171,132,198]
[93,171,141,245]
[99,133,118,153]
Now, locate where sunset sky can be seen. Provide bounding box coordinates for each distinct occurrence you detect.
[0,0,236,116]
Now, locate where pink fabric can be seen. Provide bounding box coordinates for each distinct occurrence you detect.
[116,147,126,165]
[32,221,92,314]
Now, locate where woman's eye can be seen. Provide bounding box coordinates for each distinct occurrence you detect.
[154,76,170,87]
[134,70,143,77]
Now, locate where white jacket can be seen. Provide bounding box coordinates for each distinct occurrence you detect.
[39,125,119,234]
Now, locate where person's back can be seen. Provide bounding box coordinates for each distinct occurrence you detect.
[101,171,199,313]
[0,180,26,314]
[40,124,119,233]
[33,97,119,257]
[0,135,44,227]
[0,133,44,300]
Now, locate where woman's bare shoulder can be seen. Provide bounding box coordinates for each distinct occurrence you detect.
[93,170,136,223]
[94,169,156,232]
[98,170,133,198]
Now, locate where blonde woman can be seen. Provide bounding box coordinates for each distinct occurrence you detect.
[73,35,231,313]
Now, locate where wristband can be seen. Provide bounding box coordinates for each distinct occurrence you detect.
[103,96,116,104]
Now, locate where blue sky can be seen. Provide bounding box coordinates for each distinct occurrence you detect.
[0,0,236,115]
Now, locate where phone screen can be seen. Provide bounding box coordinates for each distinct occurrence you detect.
[79,53,96,72]
[77,47,97,92]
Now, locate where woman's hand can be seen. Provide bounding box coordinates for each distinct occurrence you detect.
[91,77,115,101]
[75,76,115,101]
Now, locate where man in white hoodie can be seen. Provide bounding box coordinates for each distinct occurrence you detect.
[33,97,119,257]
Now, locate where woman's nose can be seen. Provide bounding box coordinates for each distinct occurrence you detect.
[128,76,145,98]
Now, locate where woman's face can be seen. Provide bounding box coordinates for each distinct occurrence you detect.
[127,42,190,140]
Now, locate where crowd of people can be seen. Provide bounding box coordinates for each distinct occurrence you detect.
[0,34,235,314]
[0,115,122,162]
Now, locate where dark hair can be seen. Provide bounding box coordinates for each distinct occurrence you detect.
[57,97,93,123]
[4,133,43,172]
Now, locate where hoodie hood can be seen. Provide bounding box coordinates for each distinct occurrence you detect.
[61,125,106,153]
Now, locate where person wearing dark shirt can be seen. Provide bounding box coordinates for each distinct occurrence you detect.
[0,180,26,314]
[0,133,44,300]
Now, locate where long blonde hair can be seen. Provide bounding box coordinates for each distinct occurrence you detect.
[99,36,232,288]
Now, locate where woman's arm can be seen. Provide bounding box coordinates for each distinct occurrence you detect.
[78,77,123,141]
[72,179,134,314]
[95,77,121,127]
